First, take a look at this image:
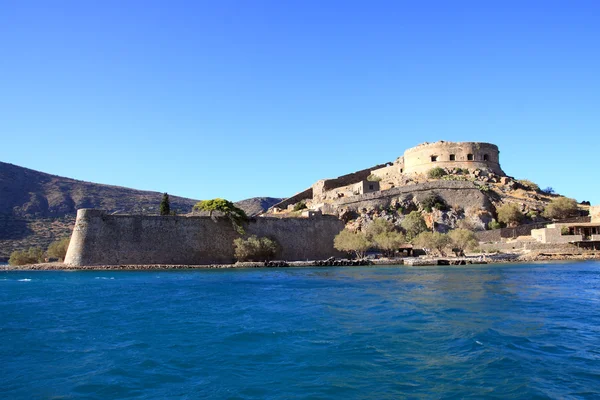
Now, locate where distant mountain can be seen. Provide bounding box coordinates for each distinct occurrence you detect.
[0,161,281,259]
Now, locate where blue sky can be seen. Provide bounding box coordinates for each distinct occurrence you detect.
[1,1,599,203]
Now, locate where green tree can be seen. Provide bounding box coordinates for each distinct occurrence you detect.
[9,247,45,266]
[401,211,429,241]
[159,193,171,216]
[365,218,406,256]
[193,198,248,233]
[496,203,523,227]
[413,232,452,256]
[448,229,478,253]
[293,201,307,212]
[333,229,371,259]
[233,235,280,261]
[47,237,70,260]
[542,197,579,220]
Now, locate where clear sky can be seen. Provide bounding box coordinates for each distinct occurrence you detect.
[1,1,599,203]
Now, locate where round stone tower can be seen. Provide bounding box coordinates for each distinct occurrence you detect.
[402,141,504,176]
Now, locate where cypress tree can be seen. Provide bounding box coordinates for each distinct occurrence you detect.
[160,193,171,216]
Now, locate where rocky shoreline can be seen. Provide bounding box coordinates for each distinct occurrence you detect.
[2,252,599,271]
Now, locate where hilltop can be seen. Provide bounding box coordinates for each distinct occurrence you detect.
[0,161,281,259]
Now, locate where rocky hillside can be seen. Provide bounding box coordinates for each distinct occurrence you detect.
[0,161,281,259]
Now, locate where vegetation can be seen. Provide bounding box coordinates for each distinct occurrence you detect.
[420,193,449,212]
[334,229,371,259]
[543,197,579,220]
[293,201,307,212]
[159,193,171,216]
[365,219,406,256]
[233,235,279,261]
[542,187,555,195]
[9,247,44,266]
[448,229,478,253]
[427,167,447,179]
[47,237,70,260]
[412,232,452,256]
[487,219,502,230]
[517,179,540,191]
[496,203,523,227]
[560,226,571,236]
[401,211,429,241]
[193,198,248,233]
[367,174,382,182]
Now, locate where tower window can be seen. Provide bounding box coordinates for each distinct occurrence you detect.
[483,154,489,161]
[467,154,474,161]
[449,154,456,161]
[431,156,438,162]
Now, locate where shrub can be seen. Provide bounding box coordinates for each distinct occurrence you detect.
[333,229,371,259]
[560,226,570,236]
[421,193,449,212]
[496,203,524,227]
[367,174,382,182]
[293,201,307,212]
[543,197,579,220]
[401,211,429,241]
[517,179,540,191]
[427,167,447,179]
[487,219,502,230]
[47,237,70,261]
[412,232,452,256]
[542,187,555,195]
[233,235,280,261]
[9,247,45,266]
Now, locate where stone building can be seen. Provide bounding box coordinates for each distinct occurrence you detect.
[371,141,505,178]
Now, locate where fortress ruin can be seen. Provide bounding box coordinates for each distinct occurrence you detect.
[273,141,505,211]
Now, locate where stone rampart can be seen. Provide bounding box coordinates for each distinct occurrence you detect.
[403,141,504,176]
[329,181,491,213]
[65,209,345,266]
[271,188,313,210]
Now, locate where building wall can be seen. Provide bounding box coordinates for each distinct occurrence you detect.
[65,209,345,266]
[531,224,583,244]
[403,141,504,176]
[591,205,600,223]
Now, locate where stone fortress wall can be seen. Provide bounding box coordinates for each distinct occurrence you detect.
[65,209,345,266]
[401,141,504,176]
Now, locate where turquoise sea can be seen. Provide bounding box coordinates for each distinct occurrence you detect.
[1,262,600,399]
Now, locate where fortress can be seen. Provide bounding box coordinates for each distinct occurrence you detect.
[65,141,510,266]
[273,141,505,211]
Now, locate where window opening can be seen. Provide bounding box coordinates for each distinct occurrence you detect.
[431,156,438,162]
[483,154,489,161]
[449,154,456,161]
[467,154,474,161]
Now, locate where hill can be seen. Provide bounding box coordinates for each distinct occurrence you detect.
[0,161,281,259]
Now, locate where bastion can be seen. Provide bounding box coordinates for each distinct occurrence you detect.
[402,141,504,176]
[65,209,345,266]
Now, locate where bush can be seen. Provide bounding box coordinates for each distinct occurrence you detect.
[427,167,447,179]
[542,187,555,194]
[496,203,523,227]
[233,235,280,261]
[333,229,370,259]
[517,179,540,191]
[412,232,452,256]
[9,247,45,266]
[367,174,382,182]
[401,211,429,241]
[561,226,570,236]
[421,193,449,212]
[488,219,502,230]
[293,201,307,212]
[47,237,70,261]
[543,197,579,220]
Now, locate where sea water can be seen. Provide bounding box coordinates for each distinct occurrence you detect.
[1,262,599,399]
